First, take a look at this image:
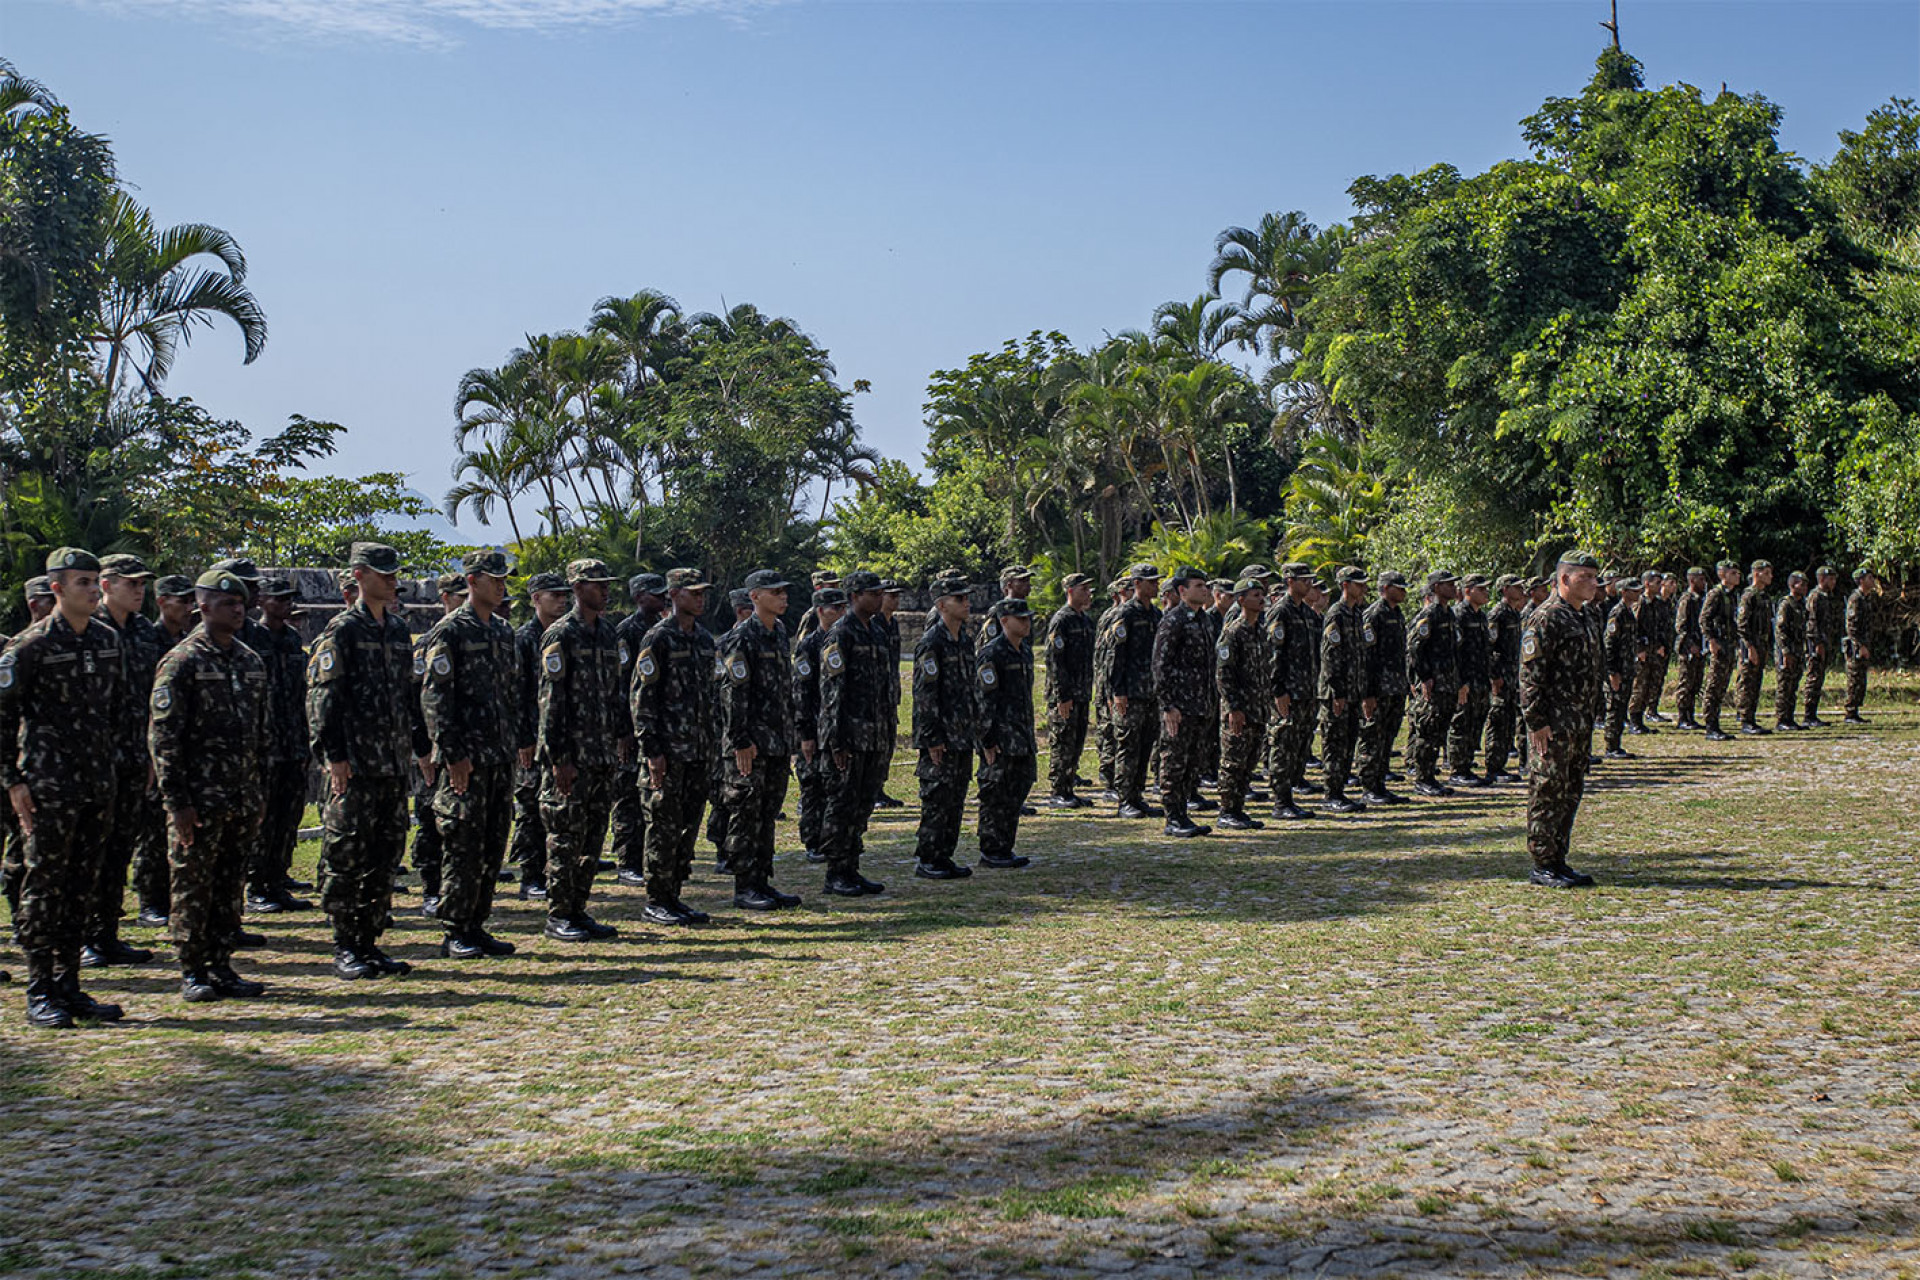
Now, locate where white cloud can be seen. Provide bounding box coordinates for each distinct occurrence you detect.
[77,0,769,47]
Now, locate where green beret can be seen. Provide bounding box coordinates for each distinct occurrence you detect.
[1715,559,1738,573]
[1233,577,1266,595]
[194,569,248,597]
[1749,559,1772,573]
[1687,566,1707,577]
[45,547,100,574]
[1815,565,1837,578]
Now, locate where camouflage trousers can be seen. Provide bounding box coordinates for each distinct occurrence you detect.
[721,754,789,891]
[642,758,707,903]
[1406,685,1455,783]
[1701,647,1735,731]
[1446,684,1490,778]
[1296,697,1322,779]
[251,757,308,897]
[1201,708,1222,783]
[821,749,887,876]
[1674,651,1707,723]
[1159,711,1208,822]
[1801,651,1831,720]
[1604,677,1631,751]
[432,762,512,935]
[1526,723,1593,870]
[319,775,409,948]
[914,747,974,866]
[1735,651,1768,726]
[87,762,148,943]
[1320,699,1361,801]
[1114,697,1159,806]
[540,764,615,921]
[131,779,171,916]
[411,789,443,895]
[705,752,731,861]
[1094,682,1116,788]
[15,787,115,965]
[1217,714,1268,814]
[170,809,257,971]
[1358,694,1407,795]
[1266,697,1314,804]
[508,764,546,883]
[1047,699,1090,798]
[976,750,1036,858]
[795,754,828,855]
[1482,688,1518,778]
[1,805,22,923]
[608,763,646,874]
[1844,655,1869,716]
[1773,655,1804,726]
[1627,654,1665,726]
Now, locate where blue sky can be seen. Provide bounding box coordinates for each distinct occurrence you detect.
[9,0,1918,536]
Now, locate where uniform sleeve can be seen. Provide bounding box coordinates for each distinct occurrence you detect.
[1519,618,1551,733]
[818,630,848,751]
[407,634,433,759]
[537,629,572,766]
[147,653,192,811]
[911,638,943,749]
[973,649,1004,753]
[419,624,466,763]
[0,637,26,792]
[307,625,349,765]
[631,633,666,761]
[1042,615,1064,706]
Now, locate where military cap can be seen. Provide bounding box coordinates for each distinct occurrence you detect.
[99,553,152,579]
[744,569,790,591]
[929,572,971,599]
[994,597,1035,619]
[1687,566,1708,577]
[1715,559,1738,573]
[1816,564,1837,578]
[1788,570,1807,585]
[1127,562,1161,581]
[1207,577,1234,591]
[194,568,249,597]
[462,549,512,577]
[1378,569,1409,589]
[1619,576,1644,593]
[879,579,903,594]
[525,571,571,595]
[436,572,469,596]
[810,570,840,588]
[1425,569,1458,586]
[259,575,297,598]
[1749,559,1773,574]
[1281,562,1314,580]
[727,588,751,611]
[1060,572,1093,590]
[1461,572,1490,590]
[812,587,848,608]
[1493,574,1520,592]
[628,572,667,597]
[1329,565,1364,585]
[347,544,400,574]
[565,558,616,584]
[842,569,883,593]
[1237,564,1273,581]
[1559,551,1601,570]
[45,547,100,573]
[665,567,712,591]
[1854,566,1877,581]
[1166,565,1205,585]
[154,574,196,598]
[1232,577,1266,595]
[23,575,51,600]
[999,564,1034,582]
[208,556,260,581]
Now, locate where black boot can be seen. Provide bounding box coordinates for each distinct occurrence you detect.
[23,957,72,1030]
[57,970,123,1022]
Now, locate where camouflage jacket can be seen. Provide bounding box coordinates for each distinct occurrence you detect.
[1805,586,1836,656]
[1452,601,1491,688]
[819,612,892,752]
[1735,587,1772,657]
[0,613,129,801]
[616,608,665,745]
[974,633,1035,756]
[308,601,423,777]
[1700,584,1735,648]
[631,616,717,765]
[156,620,193,658]
[420,603,523,768]
[148,625,268,814]
[1363,598,1409,698]
[793,627,831,747]
[880,613,904,713]
[537,609,630,770]
[1044,606,1095,704]
[1844,588,1871,654]
[1674,587,1706,655]
[1407,600,1459,689]
[1487,601,1523,688]
[98,607,161,768]
[514,617,545,758]
[1091,604,1125,700]
[1107,598,1161,699]
[1635,595,1666,656]
[1603,602,1638,678]
[1773,594,1808,669]
[1520,596,1596,735]
[719,615,794,756]
[259,620,310,765]
[912,620,975,751]
[1266,596,1319,702]
[1317,599,1366,702]
[1151,604,1215,716]
[1215,613,1272,716]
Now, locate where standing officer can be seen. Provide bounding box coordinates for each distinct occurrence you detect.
[716,570,802,908]
[873,579,908,810]
[1734,559,1775,735]
[793,587,845,865]
[149,569,269,1001]
[1482,574,1525,783]
[419,550,522,959]
[1109,565,1164,819]
[1358,570,1411,805]
[1266,564,1319,820]
[1406,571,1465,797]
[1151,568,1215,837]
[2,549,129,1027]
[705,588,755,859]
[634,568,719,924]
[611,572,667,888]
[247,576,312,914]
[407,572,465,916]
[536,559,629,941]
[1672,567,1709,730]
[1601,576,1643,759]
[1092,577,1129,798]
[86,552,160,969]
[1800,566,1839,727]
[1317,566,1371,815]
[1521,552,1601,888]
[818,570,891,896]
[1699,561,1742,741]
[1842,568,1878,723]
[911,573,976,879]
[308,542,426,979]
[1772,571,1810,732]
[1214,577,1271,829]
[975,597,1037,867]
[1629,574,1673,729]
[510,572,570,898]
[1445,573,1493,787]
[136,574,199,924]
[976,564,1035,648]
[1043,573,1096,809]
[795,570,841,643]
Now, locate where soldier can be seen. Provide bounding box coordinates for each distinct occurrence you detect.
[818,571,891,896]
[1734,559,1775,736]
[1630,574,1675,728]
[130,574,198,927]
[911,573,976,879]
[242,575,312,914]
[1110,565,1164,819]
[793,587,845,864]
[717,570,802,908]
[1770,571,1810,731]
[1522,552,1602,889]
[977,564,1035,649]
[84,552,160,970]
[1198,579,1232,787]
[1266,564,1319,820]
[975,595,1039,867]
[1517,575,1552,771]
[1043,573,1096,809]
[727,588,753,627]
[154,575,197,654]
[1482,574,1525,783]
[537,559,630,941]
[1294,578,1328,792]
[1842,568,1878,723]
[706,587,756,861]
[1601,576,1643,759]
[795,570,841,643]
[1214,578,1271,829]
[873,580,908,810]
[1317,567,1371,815]
[633,568,720,923]
[1357,570,1412,805]
[1092,577,1129,798]
[309,542,427,979]
[510,573,571,898]
[1672,567,1709,730]
[1800,566,1840,727]
[1699,561,1742,741]
[408,573,466,915]
[418,551,522,959]
[1152,569,1216,837]
[1406,571,1466,797]
[610,572,666,888]
[149,569,270,1002]
[23,576,55,625]
[3,579,59,922]
[1445,573,1493,787]
[2,549,130,1027]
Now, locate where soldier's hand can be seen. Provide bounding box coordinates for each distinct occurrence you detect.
[1363,697,1377,719]
[735,746,757,776]
[984,745,999,766]
[1056,700,1072,719]
[1275,694,1291,720]
[1530,726,1551,757]
[1861,647,1872,662]
[328,760,352,796]
[1332,698,1347,716]
[448,758,472,795]
[1421,680,1434,702]
[1113,695,1129,717]
[7,783,33,838]
[800,740,815,765]
[1491,678,1504,697]
[1162,708,1181,738]
[518,747,534,770]
[170,805,200,848]
[1456,685,1469,707]
[617,739,633,765]
[929,744,946,767]
[833,750,849,772]
[417,756,437,788]
[1228,710,1246,733]
[1610,674,1621,691]
[648,756,666,791]
[555,762,577,796]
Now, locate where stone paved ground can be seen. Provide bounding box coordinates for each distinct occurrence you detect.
[2,680,1916,1279]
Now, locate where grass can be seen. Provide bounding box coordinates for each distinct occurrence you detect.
[1,675,1917,1277]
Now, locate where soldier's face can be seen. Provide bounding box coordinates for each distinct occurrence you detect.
[880,593,900,617]
[1434,582,1457,603]
[469,575,506,611]
[819,605,846,629]
[1133,579,1158,603]
[200,590,247,637]
[440,591,466,615]
[1005,578,1030,599]
[27,596,53,621]
[261,594,294,624]
[50,569,101,616]
[1179,579,1211,609]
[1241,589,1267,614]
[1722,569,1742,589]
[1342,582,1367,606]
[1066,584,1092,609]
[1386,585,1408,606]
[674,586,709,618]
[1561,568,1600,605]
[1001,614,1032,644]
[1791,578,1808,597]
[1818,574,1837,590]
[935,595,968,627]
[751,586,788,618]
[1212,588,1232,609]
[533,589,571,624]
[102,575,146,614]
[1468,585,1490,608]
[158,595,196,628]
[573,580,609,612]
[1755,568,1773,590]
[357,569,397,606]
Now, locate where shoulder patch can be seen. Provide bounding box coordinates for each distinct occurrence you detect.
[1363,626,1375,643]
[637,647,658,684]
[728,657,749,682]
[713,654,726,678]
[979,663,998,687]
[1327,628,1341,645]
[1113,623,1126,640]
[824,644,843,672]
[1521,632,1540,661]
[796,657,812,677]
[619,640,631,666]
[1415,620,1429,637]
[1216,641,1231,661]
[922,656,939,676]
[413,652,426,677]
[1052,634,1065,650]
[543,647,564,675]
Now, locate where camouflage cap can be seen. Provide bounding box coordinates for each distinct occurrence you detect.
[628,572,667,597]
[565,558,616,584]
[45,547,100,573]
[994,597,1035,619]
[842,569,883,593]
[999,564,1034,581]
[462,549,512,578]
[1168,565,1206,585]
[1426,568,1458,586]
[744,569,790,592]
[666,567,712,591]
[259,575,297,598]
[1128,562,1162,581]
[1060,572,1093,590]
[727,588,751,611]
[1619,575,1644,593]
[812,587,848,609]
[23,575,51,600]
[879,578,903,594]
[1461,572,1491,590]
[347,544,400,574]
[1815,564,1837,578]
[1749,559,1773,574]
[1208,577,1234,591]
[1334,565,1367,585]
[1493,574,1520,593]
[526,571,572,595]
[194,568,249,597]
[929,572,971,599]
[1237,564,1273,581]
[1715,559,1739,573]
[99,553,152,579]
[1281,562,1314,580]
[1688,566,1708,577]
[436,572,470,596]
[1854,566,1877,581]
[1559,551,1601,570]
[810,570,840,588]
[153,574,196,598]
[1788,570,1807,585]
[1378,569,1409,589]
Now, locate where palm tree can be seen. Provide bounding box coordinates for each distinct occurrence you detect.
[1279,433,1388,573]
[445,437,532,546]
[0,57,56,125]
[92,190,267,398]
[454,357,569,530]
[1150,293,1237,366]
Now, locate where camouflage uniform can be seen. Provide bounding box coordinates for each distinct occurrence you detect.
[817,594,892,881]
[792,618,834,859]
[974,623,1037,859]
[1214,605,1271,817]
[1734,577,1772,728]
[1357,586,1410,797]
[1842,583,1872,717]
[1699,578,1737,734]
[1446,592,1491,779]
[149,617,268,975]
[1151,595,1215,826]
[1800,578,1837,722]
[1405,588,1460,787]
[1199,597,1227,784]
[1109,584,1161,809]
[252,604,310,902]
[91,594,161,956]
[717,596,795,893]
[609,585,665,880]
[1265,586,1319,812]
[1482,587,1523,778]
[1092,591,1126,791]
[1044,601,1095,801]
[537,574,630,927]
[510,609,551,886]
[1627,587,1669,729]
[1602,594,1640,752]
[912,597,975,870]
[1673,577,1708,725]
[1521,586,1598,875]
[633,588,718,911]
[1773,588,1808,728]
[1316,580,1367,807]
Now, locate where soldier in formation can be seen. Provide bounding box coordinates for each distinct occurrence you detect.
[911,573,976,878]
[1213,576,1270,829]
[1043,574,1096,810]
[974,598,1038,867]
[1522,552,1602,889]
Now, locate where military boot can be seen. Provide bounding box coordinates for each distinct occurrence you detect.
[24,957,73,1030]
[56,969,123,1021]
